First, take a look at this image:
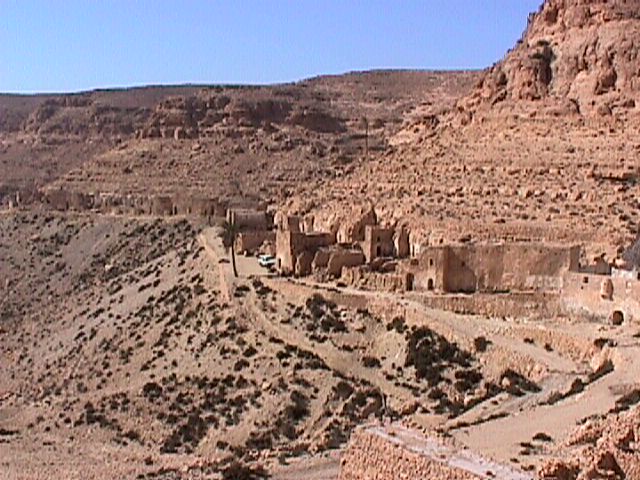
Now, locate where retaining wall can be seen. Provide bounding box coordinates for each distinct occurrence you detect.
[339,424,532,480]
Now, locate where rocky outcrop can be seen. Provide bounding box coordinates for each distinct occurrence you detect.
[225,98,292,127]
[462,0,640,116]
[539,405,640,479]
[136,92,346,139]
[23,96,149,138]
[340,424,532,480]
[288,106,346,133]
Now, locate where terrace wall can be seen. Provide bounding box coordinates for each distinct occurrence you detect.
[339,425,532,480]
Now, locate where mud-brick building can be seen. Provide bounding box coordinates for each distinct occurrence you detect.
[361,225,409,263]
[44,189,94,211]
[406,243,580,293]
[561,271,640,324]
[276,228,334,276]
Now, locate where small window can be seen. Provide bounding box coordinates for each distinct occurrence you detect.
[429,258,434,267]
[427,278,434,291]
[583,276,589,284]
[611,310,624,326]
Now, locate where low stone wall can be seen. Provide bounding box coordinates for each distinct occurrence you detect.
[339,424,532,480]
[412,291,561,319]
[342,266,410,292]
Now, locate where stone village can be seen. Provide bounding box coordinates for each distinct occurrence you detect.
[17,186,639,330]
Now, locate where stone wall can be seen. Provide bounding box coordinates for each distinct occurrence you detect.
[326,249,365,277]
[235,230,275,254]
[414,291,561,319]
[227,208,270,230]
[342,266,412,292]
[561,271,640,322]
[409,243,579,294]
[339,424,532,480]
[37,188,226,218]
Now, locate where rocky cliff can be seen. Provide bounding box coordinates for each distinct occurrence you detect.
[462,0,640,117]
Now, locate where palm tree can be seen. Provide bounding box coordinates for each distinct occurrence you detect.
[220,220,239,277]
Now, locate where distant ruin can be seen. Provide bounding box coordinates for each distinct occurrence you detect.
[3,186,231,219]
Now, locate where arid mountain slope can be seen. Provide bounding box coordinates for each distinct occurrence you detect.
[290,0,640,263]
[464,0,640,117]
[0,71,478,203]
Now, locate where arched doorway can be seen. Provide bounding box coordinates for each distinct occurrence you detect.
[611,310,624,326]
[427,278,434,291]
[406,273,414,291]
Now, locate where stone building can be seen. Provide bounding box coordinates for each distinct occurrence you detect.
[150,195,174,216]
[44,189,94,211]
[276,228,334,276]
[275,209,416,278]
[227,208,271,230]
[361,225,410,263]
[405,242,580,293]
[362,226,393,262]
[561,271,640,324]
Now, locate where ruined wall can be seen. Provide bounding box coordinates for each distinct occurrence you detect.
[561,272,640,322]
[276,230,334,275]
[342,266,412,292]
[336,207,376,244]
[190,196,224,217]
[235,230,275,254]
[394,226,410,258]
[362,226,395,263]
[414,291,561,319]
[150,195,173,216]
[295,250,315,276]
[276,230,299,274]
[227,208,270,230]
[326,249,365,277]
[174,195,224,217]
[445,244,579,293]
[410,243,579,294]
[339,425,532,480]
[39,188,225,219]
[274,212,301,232]
[312,249,331,271]
[44,189,93,211]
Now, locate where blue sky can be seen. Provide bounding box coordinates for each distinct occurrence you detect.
[0,0,542,93]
